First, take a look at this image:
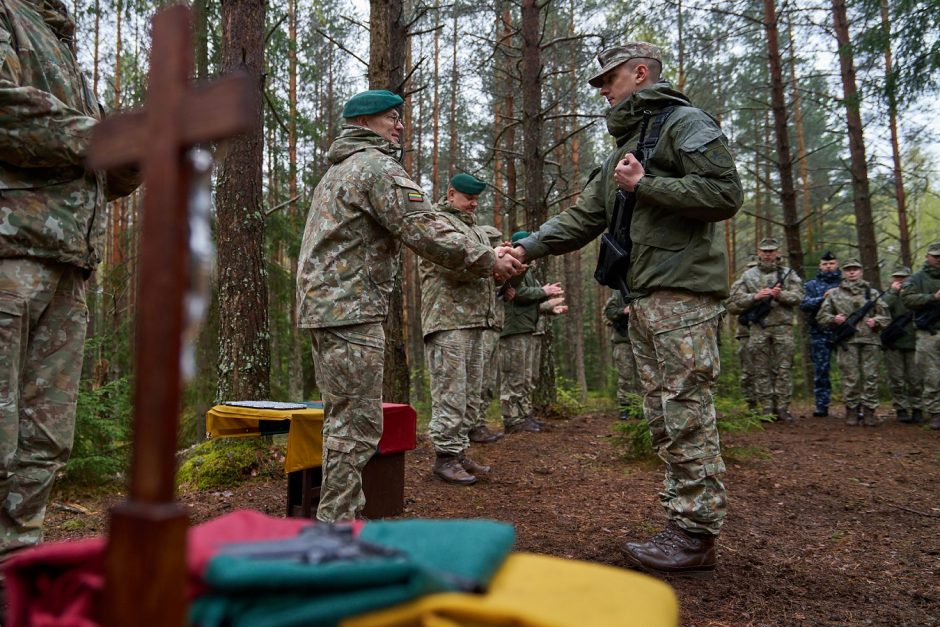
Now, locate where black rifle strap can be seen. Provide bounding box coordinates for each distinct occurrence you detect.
[637,106,678,168]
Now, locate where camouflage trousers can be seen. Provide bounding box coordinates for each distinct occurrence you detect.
[469,328,500,430]
[309,322,384,523]
[748,324,796,411]
[499,333,534,426]
[809,331,835,410]
[611,339,639,405]
[835,343,881,409]
[915,330,940,414]
[629,290,727,537]
[884,348,920,412]
[1,259,87,558]
[527,333,543,399]
[736,337,755,406]
[426,329,484,455]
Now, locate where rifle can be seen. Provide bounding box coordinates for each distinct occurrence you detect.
[879,311,913,347]
[826,288,885,349]
[611,315,629,336]
[737,267,793,328]
[913,300,940,333]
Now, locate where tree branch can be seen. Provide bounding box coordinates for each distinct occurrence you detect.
[315,28,369,67]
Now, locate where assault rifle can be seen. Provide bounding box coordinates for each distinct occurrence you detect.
[737,268,793,328]
[611,315,629,336]
[879,311,913,347]
[826,289,885,349]
[913,300,940,333]
[217,522,403,564]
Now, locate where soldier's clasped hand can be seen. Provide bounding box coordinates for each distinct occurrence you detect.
[614,153,645,192]
[492,246,525,281]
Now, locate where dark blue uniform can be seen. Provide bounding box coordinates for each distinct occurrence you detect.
[800,270,842,412]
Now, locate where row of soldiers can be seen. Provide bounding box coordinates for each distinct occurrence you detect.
[726,238,940,429]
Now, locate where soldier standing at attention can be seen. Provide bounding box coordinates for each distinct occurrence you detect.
[900,243,940,430]
[1,0,140,562]
[296,91,523,522]
[420,173,499,485]
[816,259,890,427]
[799,251,842,417]
[727,238,804,422]
[605,291,638,420]
[882,266,921,423]
[507,42,743,574]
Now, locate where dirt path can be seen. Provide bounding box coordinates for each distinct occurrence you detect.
[44,406,940,625]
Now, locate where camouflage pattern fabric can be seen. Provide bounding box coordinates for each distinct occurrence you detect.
[736,335,756,407]
[884,348,920,412]
[296,125,495,329]
[747,325,796,412]
[469,328,500,430]
[808,334,834,409]
[308,322,385,523]
[526,332,542,403]
[726,263,804,328]
[499,333,533,425]
[1,258,86,557]
[835,344,882,409]
[426,329,484,455]
[629,290,726,536]
[611,339,638,405]
[914,331,940,414]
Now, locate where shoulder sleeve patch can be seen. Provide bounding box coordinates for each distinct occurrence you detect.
[677,117,724,153]
[391,175,427,204]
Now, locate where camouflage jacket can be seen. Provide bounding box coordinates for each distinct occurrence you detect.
[725,274,749,339]
[816,279,890,345]
[500,269,546,337]
[726,263,804,327]
[0,0,137,269]
[419,198,499,337]
[882,287,915,350]
[900,264,940,332]
[297,126,495,328]
[604,291,630,343]
[516,82,743,299]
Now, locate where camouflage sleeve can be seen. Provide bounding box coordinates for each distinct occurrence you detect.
[870,298,891,330]
[0,25,98,169]
[368,170,494,277]
[815,294,837,328]
[778,272,804,307]
[515,170,608,260]
[635,114,743,222]
[723,278,751,315]
[900,275,936,310]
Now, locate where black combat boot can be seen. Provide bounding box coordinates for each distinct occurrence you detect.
[504,417,541,434]
[621,521,716,575]
[777,407,794,423]
[862,406,878,427]
[618,407,631,421]
[911,409,924,424]
[468,425,503,443]
[813,406,829,418]
[433,454,477,485]
[896,408,912,423]
[930,414,940,431]
[845,405,860,426]
[458,451,491,475]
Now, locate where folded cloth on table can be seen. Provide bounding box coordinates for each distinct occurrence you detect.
[190,519,515,627]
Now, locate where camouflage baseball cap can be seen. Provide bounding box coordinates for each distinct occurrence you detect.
[588,42,663,87]
[928,242,940,256]
[842,258,863,269]
[890,265,912,277]
[758,237,780,251]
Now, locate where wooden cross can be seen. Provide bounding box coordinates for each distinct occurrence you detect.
[86,6,255,626]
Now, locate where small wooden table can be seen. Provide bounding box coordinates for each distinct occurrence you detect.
[206,402,417,519]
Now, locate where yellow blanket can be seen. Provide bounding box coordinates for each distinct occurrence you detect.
[205,405,324,473]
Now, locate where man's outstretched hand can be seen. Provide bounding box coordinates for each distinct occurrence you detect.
[492,246,526,281]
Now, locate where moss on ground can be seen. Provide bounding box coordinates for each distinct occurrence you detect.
[177,438,284,491]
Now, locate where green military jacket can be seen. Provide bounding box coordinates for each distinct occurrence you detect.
[0,0,136,269]
[500,269,546,338]
[900,263,940,332]
[882,288,916,350]
[604,291,630,343]
[816,279,890,345]
[419,198,499,338]
[726,263,804,328]
[297,126,495,328]
[516,82,743,299]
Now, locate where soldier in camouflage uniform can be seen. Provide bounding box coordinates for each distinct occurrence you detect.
[726,238,804,422]
[1,0,139,561]
[729,255,758,410]
[816,259,890,426]
[507,43,743,573]
[900,242,940,430]
[420,173,499,485]
[799,251,842,417]
[605,291,638,420]
[881,266,922,423]
[296,91,522,522]
[499,232,562,434]
[467,224,504,444]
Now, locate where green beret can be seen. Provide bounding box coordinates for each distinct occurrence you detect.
[511,230,530,243]
[450,173,486,195]
[342,90,404,119]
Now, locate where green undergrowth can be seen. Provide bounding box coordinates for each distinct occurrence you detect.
[177,438,285,491]
[62,376,133,487]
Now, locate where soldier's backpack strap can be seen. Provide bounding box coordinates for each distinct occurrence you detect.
[636,105,682,167]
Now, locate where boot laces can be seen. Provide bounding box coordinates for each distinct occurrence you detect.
[650,525,694,555]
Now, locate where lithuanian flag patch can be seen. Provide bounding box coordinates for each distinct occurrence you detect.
[407,191,424,203]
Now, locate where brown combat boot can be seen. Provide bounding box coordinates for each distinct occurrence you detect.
[930,414,940,431]
[621,521,716,575]
[459,452,491,475]
[433,454,477,485]
[468,425,503,443]
[862,406,878,427]
[845,405,860,426]
[777,407,794,423]
[504,417,541,434]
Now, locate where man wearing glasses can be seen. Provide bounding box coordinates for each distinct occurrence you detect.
[296,90,523,522]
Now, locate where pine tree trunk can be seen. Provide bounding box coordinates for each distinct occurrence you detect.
[288,0,302,401]
[216,0,270,401]
[785,7,814,256]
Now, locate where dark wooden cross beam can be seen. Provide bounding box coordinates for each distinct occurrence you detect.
[86,6,254,626]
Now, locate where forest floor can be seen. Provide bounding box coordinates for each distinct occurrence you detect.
[44,403,940,626]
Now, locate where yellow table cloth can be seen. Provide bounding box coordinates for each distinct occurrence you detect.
[205,404,324,474]
[341,552,679,627]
